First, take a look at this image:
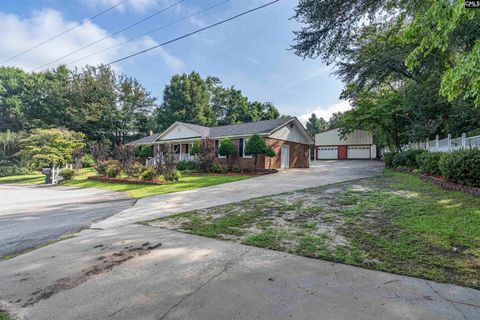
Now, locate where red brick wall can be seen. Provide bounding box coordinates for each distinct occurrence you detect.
[215,138,260,171]
[264,138,310,169]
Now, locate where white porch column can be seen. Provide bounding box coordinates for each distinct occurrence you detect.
[179,143,182,161]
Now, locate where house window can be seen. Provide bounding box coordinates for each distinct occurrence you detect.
[243,138,252,158]
[217,140,226,158]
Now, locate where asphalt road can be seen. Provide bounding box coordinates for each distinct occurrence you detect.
[0,184,134,258]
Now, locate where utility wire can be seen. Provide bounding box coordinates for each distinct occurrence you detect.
[66,0,231,66]
[1,0,129,64]
[34,0,186,71]
[89,0,281,71]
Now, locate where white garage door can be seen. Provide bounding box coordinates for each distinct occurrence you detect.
[347,146,371,159]
[317,146,338,160]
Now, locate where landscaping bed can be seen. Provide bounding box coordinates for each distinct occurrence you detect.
[188,169,278,177]
[149,169,480,289]
[87,176,166,185]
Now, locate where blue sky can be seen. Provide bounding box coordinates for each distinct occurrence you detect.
[0,0,351,122]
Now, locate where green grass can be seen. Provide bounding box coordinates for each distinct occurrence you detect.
[62,168,251,198]
[152,169,480,289]
[0,311,13,320]
[0,168,251,198]
[0,172,44,184]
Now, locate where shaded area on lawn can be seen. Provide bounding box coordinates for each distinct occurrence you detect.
[150,169,480,289]
[0,173,44,185]
[0,168,252,198]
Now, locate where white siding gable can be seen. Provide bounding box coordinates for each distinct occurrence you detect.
[315,129,373,146]
[160,123,202,141]
[270,121,311,144]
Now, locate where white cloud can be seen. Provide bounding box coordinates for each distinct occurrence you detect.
[0,9,184,72]
[83,0,161,13]
[298,100,352,124]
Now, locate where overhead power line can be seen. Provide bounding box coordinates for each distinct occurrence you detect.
[34,0,186,71]
[1,0,129,64]
[66,0,231,66]
[89,0,281,70]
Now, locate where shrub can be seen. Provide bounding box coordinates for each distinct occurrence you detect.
[265,146,276,170]
[211,162,222,173]
[439,149,480,187]
[177,160,197,171]
[81,153,95,168]
[0,165,32,177]
[140,167,159,181]
[232,165,241,173]
[245,134,268,171]
[416,152,442,175]
[125,162,145,178]
[95,160,122,178]
[60,168,75,180]
[392,150,425,169]
[135,145,153,158]
[382,152,397,167]
[164,169,181,183]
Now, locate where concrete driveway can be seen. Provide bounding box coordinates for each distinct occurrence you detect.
[94,160,384,228]
[0,184,134,258]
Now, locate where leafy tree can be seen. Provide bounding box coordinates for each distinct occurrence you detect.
[305,113,327,136]
[265,146,276,170]
[403,0,480,106]
[155,72,214,131]
[190,140,201,156]
[327,112,346,130]
[245,134,268,171]
[17,128,85,169]
[218,138,236,167]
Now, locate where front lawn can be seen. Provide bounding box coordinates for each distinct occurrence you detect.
[150,169,480,289]
[0,173,44,184]
[0,168,252,198]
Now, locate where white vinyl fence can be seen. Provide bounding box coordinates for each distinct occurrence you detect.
[393,133,480,153]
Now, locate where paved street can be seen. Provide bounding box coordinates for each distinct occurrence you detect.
[0,185,134,257]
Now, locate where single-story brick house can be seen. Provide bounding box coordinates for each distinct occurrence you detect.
[131,117,313,170]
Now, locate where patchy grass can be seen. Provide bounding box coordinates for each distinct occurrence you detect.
[0,168,251,198]
[150,169,480,289]
[0,310,13,320]
[0,172,44,184]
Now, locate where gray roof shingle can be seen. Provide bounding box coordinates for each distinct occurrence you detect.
[210,118,293,137]
[128,133,161,145]
[129,117,296,145]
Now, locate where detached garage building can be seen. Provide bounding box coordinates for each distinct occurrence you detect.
[315,128,376,160]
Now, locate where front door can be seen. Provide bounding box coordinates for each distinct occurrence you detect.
[338,145,347,160]
[281,145,290,169]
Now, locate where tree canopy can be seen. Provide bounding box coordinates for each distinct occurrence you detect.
[17,128,85,168]
[293,0,480,150]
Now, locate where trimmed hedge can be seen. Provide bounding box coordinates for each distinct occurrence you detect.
[392,149,426,169]
[416,152,442,176]
[177,160,197,171]
[439,149,480,187]
[95,160,122,178]
[60,168,75,180]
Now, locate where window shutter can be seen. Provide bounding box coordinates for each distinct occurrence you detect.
[239,138,244,157]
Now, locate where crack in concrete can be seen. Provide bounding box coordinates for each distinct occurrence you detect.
[425,281,468,320]
[158,260,234,320]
